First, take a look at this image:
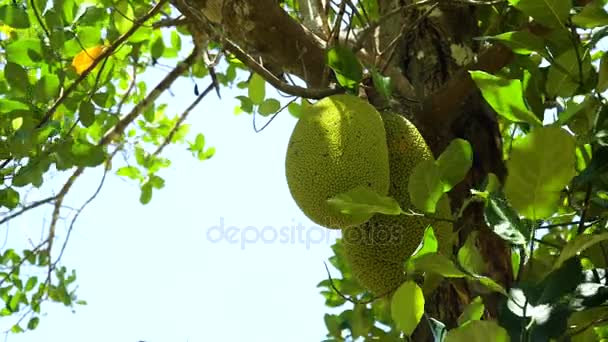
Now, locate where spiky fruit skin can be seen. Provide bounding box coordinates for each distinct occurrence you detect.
[285,94,390,229]
[342,112,453,296]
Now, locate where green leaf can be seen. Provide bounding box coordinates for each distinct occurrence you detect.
[457,231,486,275]
[72,142,105,167]
[140,182,152,204]
[5,62,29,93]
[258,98,281,116]
[327,185,402,218]
[474,275,508,296]
[553,233,608,270]
[113,1,133,34]
[457,296,484,326]
[327,45,363,89]
[0,5,30,28]
[116,166,142,180]
[444,320,509,342]
[34,75,60,103]
[410,226,438,260]
[235,95,253,113]
[371,69,392,100]
[484,193,528,245]
[597,53,608,93]
[412,253,467,278]
[507,0,570,28]
[248,73,266,105]
[78,101,95,127]
[5,38,42,67]
[391,280,424,336]
[287,102,301,118]
[351,303,372,338]
[572,3,608,28]
[485,31,547,55]
[24,277,37,292]
[0,99,29,113]
[150,36,164,60]
[469,71,541,126]
[504,126,576,219]
[408,159,443,213]
[10,324,24,333]
[0,187,20,209]
[26,317,39,330]
[546,49,591,98]
[436,138,473,192]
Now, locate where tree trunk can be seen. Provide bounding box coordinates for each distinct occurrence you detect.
[176,0,515,339]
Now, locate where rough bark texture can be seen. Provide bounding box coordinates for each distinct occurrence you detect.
[177,0,515,339]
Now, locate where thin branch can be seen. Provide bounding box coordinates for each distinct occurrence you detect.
[153,82,215,156]
[577,185,593,235]
[101,46,201,146]
[253,98,298,133]
[322,262,376,305]
[0,196,57,226]
[223,38,343,99]
[152,16,187,28]
[53,147,119,269]
[46,167,86,279]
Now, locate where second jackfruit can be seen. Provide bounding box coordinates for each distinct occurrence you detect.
[342,112,453,296]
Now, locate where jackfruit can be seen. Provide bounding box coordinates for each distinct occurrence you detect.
[341,112,453,296]
[285,94,390,229]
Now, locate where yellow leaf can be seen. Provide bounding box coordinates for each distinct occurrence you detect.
[11,117,22,130]
[71,45,106,75]
[0,25,15,36]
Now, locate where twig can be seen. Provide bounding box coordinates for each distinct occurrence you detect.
[253,98,298,133]
[46,167,86,280]
[0,196,57,226]
[577,185,593,235]
[152,16,187,28]
[153,82,215,156]
[52,147,119,269]
[322,261,376,305]
[224,38,343,99]
[101,46,201,146]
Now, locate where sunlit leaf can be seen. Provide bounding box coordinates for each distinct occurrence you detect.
[504,126,576,219]
[258,98,281,116]
[444,320,509,342]
[485,31,547,55]
[248,73,266,105]
[554,233,608,270]
[391,281,424,336]
[572,3,608,28]
[408,160,443,213]
[327,45,363,89]
[457,296,484,326]
[436,139,473,192]
[0,5,30,28]
[507,0,570,28]
[327,186,402,218]
[469,70,542,126]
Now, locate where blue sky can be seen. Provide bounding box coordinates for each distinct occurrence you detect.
[1,43,341,341]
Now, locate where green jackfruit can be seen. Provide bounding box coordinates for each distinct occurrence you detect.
[285,94,390,229]
[342,112,453,296]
